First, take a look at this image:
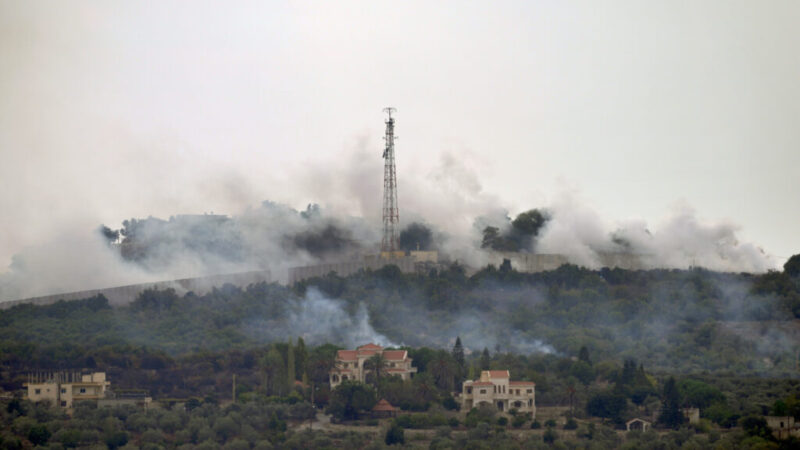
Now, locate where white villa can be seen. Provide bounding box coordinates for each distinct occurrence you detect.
[329,343,417,388]
[460,370,536,417]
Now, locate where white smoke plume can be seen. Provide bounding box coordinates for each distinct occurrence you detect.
[0,146,780,303]
[534,192,777,272]
[287,288,397,348]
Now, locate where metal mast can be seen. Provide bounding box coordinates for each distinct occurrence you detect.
[381,107,399,253]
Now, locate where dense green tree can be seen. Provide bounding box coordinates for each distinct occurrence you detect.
[287,338,296,391]
[428,350,458,392]
[452,337,466,386]
[452,337,465,372]
[679,379,725,409]
[27,424,50,446]
[658,377,684,429]
[740,416,772,439]
[326,381,377,421]
[261,347,287,396]
[295,337,307,381]
[785,254,800,277]
[385,421,405,445]
[511,209,548,242]
[586,391,627,422]
[569,361,594,386]
[364,353,388,392]
[480,348,491,371]
[103,431,128,449]
[578,346,591,365]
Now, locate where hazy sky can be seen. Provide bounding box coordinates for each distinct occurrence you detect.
[1,0,799,270]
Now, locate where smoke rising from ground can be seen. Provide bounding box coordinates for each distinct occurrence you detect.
[285,288,396,348]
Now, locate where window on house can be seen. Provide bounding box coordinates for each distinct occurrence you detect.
[479,389,486,394]
[61,388,66,394]
[80,388,86,394]
[61,401,67,407]
[34,389,41,394]
[466,387,472,394]
[527,389,533,393]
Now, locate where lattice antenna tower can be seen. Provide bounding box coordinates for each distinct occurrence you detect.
[381,107,399,252]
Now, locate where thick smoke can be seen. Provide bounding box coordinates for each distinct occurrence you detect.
[398,222,434,251]
[0,201,373,302]
[0,230,154,301]
[355,281,559,355]
[533,192,776,272]
[0,146,780,303]
[241,288,396,348]
[287,288,396,348]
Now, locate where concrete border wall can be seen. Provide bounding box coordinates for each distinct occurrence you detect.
[0,270,271,309]
[288,257,432,284]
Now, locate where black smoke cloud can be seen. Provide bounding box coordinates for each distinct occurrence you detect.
[398,222,434,251]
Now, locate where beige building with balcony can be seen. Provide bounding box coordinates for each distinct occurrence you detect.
[330,343,417,388]
[25,372,110,408]
[460,370,536,417]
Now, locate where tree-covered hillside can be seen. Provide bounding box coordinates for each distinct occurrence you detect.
[1,261,799,376]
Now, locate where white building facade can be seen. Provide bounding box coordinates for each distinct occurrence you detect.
[330,343,417,388]
[25,372,110,408]
[460,370,536,417]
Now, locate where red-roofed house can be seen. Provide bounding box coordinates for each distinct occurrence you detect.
[460,370,536,417]
[330,343,417,389]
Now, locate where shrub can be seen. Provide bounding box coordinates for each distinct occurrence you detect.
[543,428,558,444]
[442,396,459,411]
[196,439,219,450]
[531,420,542,429]
[253,440,274,450]
[27,424,51,446]
[497,416,508,426]
[385,423,405,446]
[140,429,163,445]
[103,430,129,449]
[467,422,492,440]
[53,429,82,448]
[512,414,527,428]
[564,418,578,430]
[464,404,497,428]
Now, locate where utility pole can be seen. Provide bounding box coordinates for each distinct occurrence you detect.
[381,107,399,254]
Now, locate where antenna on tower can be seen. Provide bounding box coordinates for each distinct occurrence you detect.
[381,107,399,253]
